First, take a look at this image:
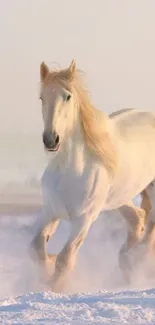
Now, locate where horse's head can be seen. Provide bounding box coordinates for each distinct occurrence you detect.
[40,60,78,153]
[39,59,117,174]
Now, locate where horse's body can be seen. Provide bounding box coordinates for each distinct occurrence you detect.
[42,108,155,218]
[107,109,155,208]
[32,60,155,291]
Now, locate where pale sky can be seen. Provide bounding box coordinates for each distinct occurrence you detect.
[0,0,155,182]
[0,0,155,134]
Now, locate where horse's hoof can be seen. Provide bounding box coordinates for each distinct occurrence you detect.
[46,279,65,293]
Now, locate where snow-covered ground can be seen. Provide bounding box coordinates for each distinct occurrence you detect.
[2,289,155,325]
[1,209,155,324]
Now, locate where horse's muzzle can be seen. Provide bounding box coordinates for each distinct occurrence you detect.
[43,131,60,151]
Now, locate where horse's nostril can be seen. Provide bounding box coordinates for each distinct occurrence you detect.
[43,131,59,150]
[55,135,59,145]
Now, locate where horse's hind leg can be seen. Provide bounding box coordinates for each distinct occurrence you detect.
[141,188,152,223]
[118,201,147,283]
[141,183,155,253]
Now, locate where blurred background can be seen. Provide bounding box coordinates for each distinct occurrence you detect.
[0,0,155,195]
[0,0,155,297]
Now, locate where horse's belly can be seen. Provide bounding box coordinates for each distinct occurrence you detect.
[104,181,145,210]
[104,151,155,210]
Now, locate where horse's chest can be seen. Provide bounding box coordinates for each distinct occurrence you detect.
[45,166,106,218]
[57,171,96,215]
[57,172,88,202]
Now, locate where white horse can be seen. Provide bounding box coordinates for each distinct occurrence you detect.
[31,59,155,291]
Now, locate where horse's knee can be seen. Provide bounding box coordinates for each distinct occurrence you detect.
[46,234,50,242]
[129,207,146,241]
[134,217,146,241]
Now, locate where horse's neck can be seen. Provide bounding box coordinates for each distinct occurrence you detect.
[48,120,90,174]
[48,108,117,177]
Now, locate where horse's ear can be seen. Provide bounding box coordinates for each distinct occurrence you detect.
[40,61,49,81]
[68,59,76,76]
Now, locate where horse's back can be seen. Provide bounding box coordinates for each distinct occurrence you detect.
[109,108,134,119]
[110,108,155,139]
[110,108,155,123]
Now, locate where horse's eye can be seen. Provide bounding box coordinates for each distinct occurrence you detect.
[66,94,71,101]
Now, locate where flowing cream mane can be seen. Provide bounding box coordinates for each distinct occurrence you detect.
[40,61,118,176]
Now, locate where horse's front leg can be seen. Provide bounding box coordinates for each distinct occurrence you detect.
[50,215,94,292]
[31,214,60,262]
[30,201,60,267]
